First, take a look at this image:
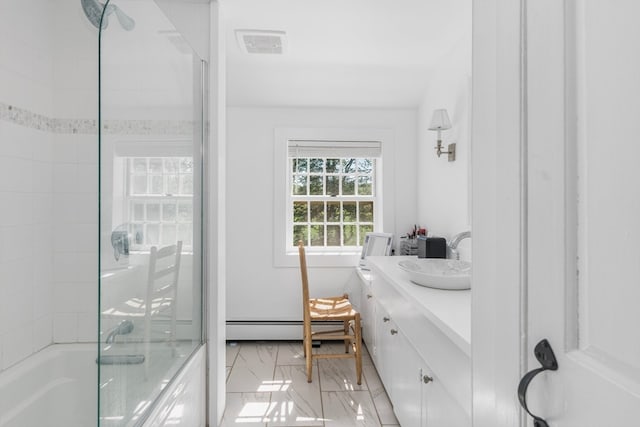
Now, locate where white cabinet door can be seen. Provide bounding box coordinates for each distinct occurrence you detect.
[523,0,640,425]
[360,279,376,358]
[374,302,397,397]
[393,332,423,427]
[422,366,469,427]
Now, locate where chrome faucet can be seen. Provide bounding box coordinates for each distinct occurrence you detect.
[105,320,134,344]
[448,231,471,260]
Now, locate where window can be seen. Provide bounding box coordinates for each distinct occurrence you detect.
[274,128,391,267]
[290,157,376,248]
[126,157,194,250]
[286,139,382,253]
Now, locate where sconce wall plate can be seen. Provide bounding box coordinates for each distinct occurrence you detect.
[447,143,456,162]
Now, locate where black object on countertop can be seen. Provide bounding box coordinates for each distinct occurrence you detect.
[417,237,447,258]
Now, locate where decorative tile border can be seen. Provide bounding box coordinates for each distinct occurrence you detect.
[54,117,98,134]
[0,102,194,135]
[102,119,193,135]
[0,103,52,132]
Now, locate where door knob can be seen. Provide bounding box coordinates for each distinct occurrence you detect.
[423,375,433,384]
[383,316,390,322]
[367,294,373,299]
[390,329,398,335]
[517,339,558,427]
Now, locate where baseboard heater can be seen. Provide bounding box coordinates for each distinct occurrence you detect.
[226,320,344,341]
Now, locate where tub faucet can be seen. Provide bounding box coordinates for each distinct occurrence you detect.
[105,320,134,344]
[448,231,471,260]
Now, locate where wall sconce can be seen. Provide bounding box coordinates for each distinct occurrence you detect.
[428,109,456,162]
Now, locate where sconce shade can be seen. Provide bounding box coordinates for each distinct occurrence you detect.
[428,109,452,131]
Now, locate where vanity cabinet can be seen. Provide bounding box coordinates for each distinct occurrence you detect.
[357,269,377,358]
[382,314,423,427]
[358,257,471,427]
[373,302,396,393]
[421,368,470,427]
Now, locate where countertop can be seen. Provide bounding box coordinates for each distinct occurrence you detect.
[366,256,471,355]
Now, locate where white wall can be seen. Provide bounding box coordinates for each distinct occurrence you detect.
[0,1,55,117]
[471,1,527,426]
[0,0,132,368]
[0,119,56,369]
[417,29,472,259]
[226,107,417,324]
[50,0,99,345]
[0,0,56,371]
[209,1,227,424]
[50,133,98,343]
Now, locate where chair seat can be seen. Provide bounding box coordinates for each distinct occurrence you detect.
[309,296,357,320]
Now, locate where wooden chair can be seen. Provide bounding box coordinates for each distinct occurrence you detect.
[298,240,362,384]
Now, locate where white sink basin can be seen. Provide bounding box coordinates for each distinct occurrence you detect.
[397,259,471,290]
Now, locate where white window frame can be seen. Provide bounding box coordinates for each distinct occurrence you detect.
[111,139,196,254]
[274,127,394,267]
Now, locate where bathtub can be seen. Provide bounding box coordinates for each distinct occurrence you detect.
[0,344,97,427]
[0,343,205,427]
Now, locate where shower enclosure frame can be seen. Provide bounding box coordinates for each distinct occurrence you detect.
[97,1,208,425]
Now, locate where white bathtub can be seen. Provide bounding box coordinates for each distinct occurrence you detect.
[0,343,205,427]
[0,344,97,427]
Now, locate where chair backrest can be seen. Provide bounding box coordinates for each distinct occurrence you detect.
[298,240,311,322]
[146,241,183,312]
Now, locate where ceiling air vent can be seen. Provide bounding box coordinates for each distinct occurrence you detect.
[235,30,287,54]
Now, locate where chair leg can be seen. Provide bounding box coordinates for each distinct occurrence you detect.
[344,320,350,353]
[304,319,313,383]
[354,314,363,385]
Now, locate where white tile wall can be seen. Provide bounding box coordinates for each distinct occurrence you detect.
[51,132,98,344]
[52,0,98,121]
[0,0,99,371]
[3,324,34,369]
[52,312,78,343]
[0,0,54,117]
[0,0,195,370]
[0,0,55,370]
[0,123,54,371]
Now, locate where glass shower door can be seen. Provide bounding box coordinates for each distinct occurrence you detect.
[98,1,204,425]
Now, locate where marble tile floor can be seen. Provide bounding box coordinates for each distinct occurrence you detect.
[222,341,400,427]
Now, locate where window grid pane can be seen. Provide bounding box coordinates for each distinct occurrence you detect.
[127,156,194,250]
[129,157,194,197]
[289,156,376,248]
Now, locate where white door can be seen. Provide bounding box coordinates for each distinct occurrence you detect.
[524,0,640,425]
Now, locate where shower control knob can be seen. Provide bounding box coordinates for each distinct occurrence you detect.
[367,294,373,299]
[383,316,391,322]
[423,375,434,384]
[390,329,398,335]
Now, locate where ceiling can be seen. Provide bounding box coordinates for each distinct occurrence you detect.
[222,0,471,108]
